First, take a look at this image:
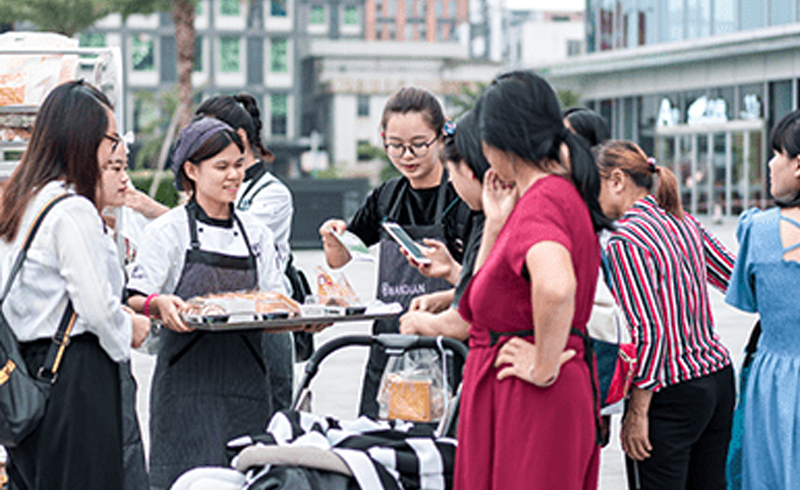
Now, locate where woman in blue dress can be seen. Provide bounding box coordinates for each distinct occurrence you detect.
[726,108,800,489]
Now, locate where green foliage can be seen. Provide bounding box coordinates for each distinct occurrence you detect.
[380,160,401,182]
[129,170,180,208]
[0,0,116,37]
[314,165,341,179]
[449,81,489,119]
[557,89,581,109]
[132,88,181,170]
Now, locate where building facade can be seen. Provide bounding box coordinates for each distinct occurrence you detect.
[544,1,800,217]
[504,9,584,69]
[364,0,468,42]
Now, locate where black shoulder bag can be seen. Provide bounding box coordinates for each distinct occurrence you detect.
[0,194,77,447]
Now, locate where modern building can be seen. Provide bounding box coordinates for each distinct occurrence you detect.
[504,9,584,69]
[364,0,468,42]
[542,2,800,217]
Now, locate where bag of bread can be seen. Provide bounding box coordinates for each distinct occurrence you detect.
[377,350,450,423]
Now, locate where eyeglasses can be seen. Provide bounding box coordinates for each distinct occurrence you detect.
[104,133,122,153]
[384,135,438,159]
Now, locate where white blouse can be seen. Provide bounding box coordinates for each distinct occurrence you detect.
[236,169,293,271]
[127,203,287,297]
[0,181,132,362]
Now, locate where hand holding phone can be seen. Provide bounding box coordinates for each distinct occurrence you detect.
[382,221,432,265]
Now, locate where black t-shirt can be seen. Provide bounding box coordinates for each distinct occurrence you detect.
[347,176,474,263]
[452,213,484,309]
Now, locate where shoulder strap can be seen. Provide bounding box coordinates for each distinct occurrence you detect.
[0,193,77,383]
[238,179,277,211]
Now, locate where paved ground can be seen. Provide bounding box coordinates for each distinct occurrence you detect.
[131,214,757,488]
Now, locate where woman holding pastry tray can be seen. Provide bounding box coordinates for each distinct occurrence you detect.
[126,117,295,490]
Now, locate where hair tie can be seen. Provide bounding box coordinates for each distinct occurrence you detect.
[647,157,657,172]
[443,120,457,137]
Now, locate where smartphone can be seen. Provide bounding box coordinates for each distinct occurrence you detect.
[381,221,432,265]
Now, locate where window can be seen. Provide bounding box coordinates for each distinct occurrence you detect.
[80,33,106,47]
[271,94,288,136]
[740,0,765,30]
[344,5,359,25]
[270,38,288,73]
[196,1,203,15]
[219,36,240,73]
[132,34,155,71]
[194,37,203,72]
[220,0,240,16]
[271,0,287,17]
[310,4,325,24]
[567,40,582,56]
[770,0,793,25]
[357,94,369,117]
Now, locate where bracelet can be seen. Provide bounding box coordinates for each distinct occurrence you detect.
[529,365,559,388]
[143,293,160,319]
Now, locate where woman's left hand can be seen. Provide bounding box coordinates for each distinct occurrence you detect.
[494,337,576,386]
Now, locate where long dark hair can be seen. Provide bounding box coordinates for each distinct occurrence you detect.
[770,109,800,207]
[380,87,446,136]
[1,80,113,242]
[442,107,490,182]
[563,107,610,147]
[196,93,272,160]
[595,140,684,219]
[480,71,612,232]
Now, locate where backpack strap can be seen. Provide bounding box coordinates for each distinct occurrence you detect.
[0,193,77,384]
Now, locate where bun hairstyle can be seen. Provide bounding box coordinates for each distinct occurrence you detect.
[563,107,610,148]
[769,108,800,207]
[380,87,446,136]
[479,70,612,232]
[196,93,273,161]
[441,107,490,182]
[595,140,684,220]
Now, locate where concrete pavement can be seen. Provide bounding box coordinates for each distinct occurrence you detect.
[130,214,756,488]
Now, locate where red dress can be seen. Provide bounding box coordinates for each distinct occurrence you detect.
[455,175,601,490]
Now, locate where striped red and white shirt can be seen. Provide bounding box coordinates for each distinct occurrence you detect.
[604,196,734,392]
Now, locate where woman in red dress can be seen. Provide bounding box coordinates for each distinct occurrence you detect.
[454,71,612,490]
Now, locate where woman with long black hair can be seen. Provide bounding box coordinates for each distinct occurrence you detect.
[455,71,611,490]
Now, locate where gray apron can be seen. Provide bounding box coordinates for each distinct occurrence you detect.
[359,173,453,416]
[149,203,272,490]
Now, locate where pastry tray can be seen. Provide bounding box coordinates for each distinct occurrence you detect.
[182,302,403,332]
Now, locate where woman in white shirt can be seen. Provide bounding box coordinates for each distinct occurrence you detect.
[0,80,147,490]
[126,117,286,490]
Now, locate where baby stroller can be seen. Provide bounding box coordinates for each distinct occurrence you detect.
[170,334,468,490]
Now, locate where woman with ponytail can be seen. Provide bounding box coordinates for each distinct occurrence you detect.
[454,70,610,490]
[595,140,735,490]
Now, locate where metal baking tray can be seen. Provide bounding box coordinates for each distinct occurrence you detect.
[182,302,402,332]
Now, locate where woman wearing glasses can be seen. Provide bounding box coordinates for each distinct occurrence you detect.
[319,87,474,417]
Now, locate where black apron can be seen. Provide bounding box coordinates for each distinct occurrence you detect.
[148,203,272,490]
[359,173,453,417]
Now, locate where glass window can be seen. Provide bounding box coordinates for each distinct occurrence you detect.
[567,40,582,56]
[194,37,203,72]
[638,95,658,156]
[271,94,288,136]
[407,0,416,16]
[310,4,325,24]
[637,0,657,45]
[769,80,793,128]
[621,0,636,48]
[740,0,765,30]
[739,84,764,120]
[357,94,370,117]
[271,0,287,17]
[599,0,614,51]
[270,38,288,73]
[132,34,155,72]
[344,5,359,24]
[449,0,456,17]
[713,0,736,34]
[220,0,240,16]
[708,86,734,121]
[436,0,442,16]
[686,0,710,40]
[219,36,240,73]
[659,0,684,42]
[196,1,203,16]
[770,0,793,25]
[80,33,106,47]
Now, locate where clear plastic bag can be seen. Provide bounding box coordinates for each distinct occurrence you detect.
[377,349,451,423]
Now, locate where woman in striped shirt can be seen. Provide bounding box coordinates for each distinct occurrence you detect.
[596,140,735,490]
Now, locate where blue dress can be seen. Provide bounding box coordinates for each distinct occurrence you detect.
[726,207,800,489]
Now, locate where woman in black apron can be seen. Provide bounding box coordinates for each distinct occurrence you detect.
[127,117,287,489]
[319,87,473,417]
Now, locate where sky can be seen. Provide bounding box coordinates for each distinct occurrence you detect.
[504,0,584,11]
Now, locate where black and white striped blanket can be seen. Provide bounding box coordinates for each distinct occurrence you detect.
[227,410,457,490]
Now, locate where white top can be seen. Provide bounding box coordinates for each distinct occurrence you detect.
[0,181,132,362]
[127,202,287,297]
[236,168,293,271]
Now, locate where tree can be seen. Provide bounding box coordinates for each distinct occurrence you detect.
[0,0,114,37]
[557,89,581,109]
[110,0,196,130]
[449,81,489,119]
